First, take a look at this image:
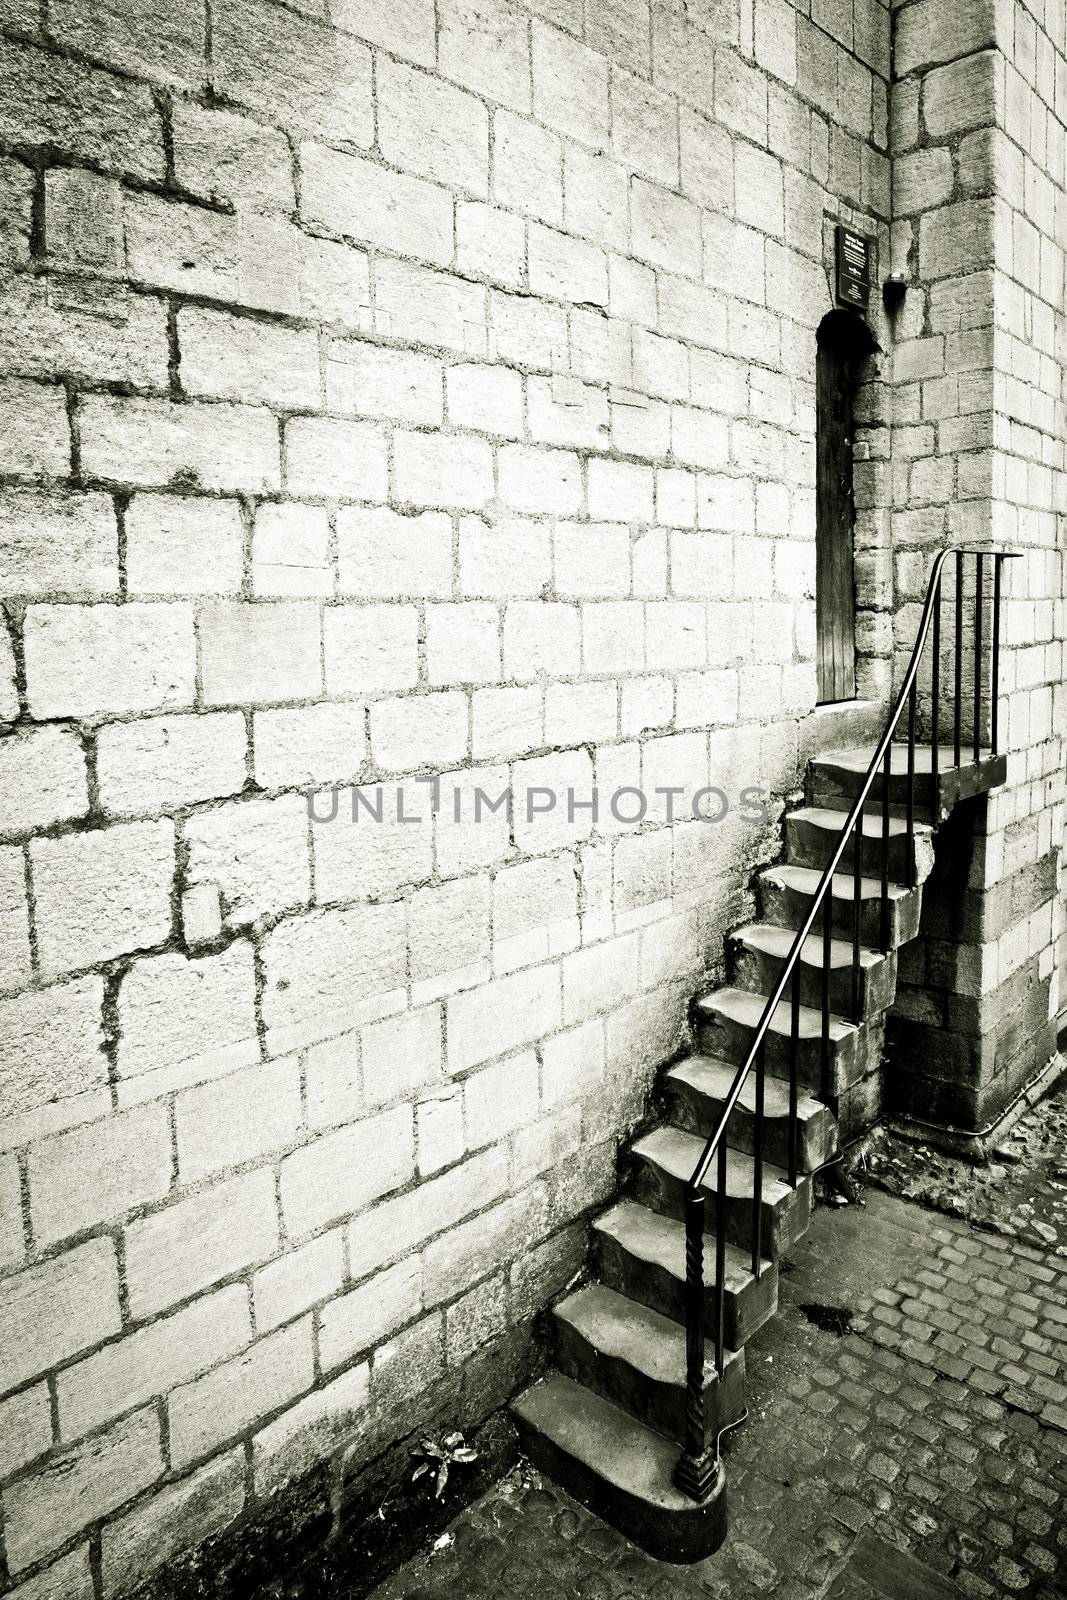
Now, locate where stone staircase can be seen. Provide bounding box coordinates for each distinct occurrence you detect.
[512,740,1006,1562]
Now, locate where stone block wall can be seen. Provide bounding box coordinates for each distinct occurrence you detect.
[886,0,1066,1132]
[0,0,897,1592]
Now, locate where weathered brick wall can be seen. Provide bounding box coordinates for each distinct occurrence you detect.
[887,0,1066,1128]
[0,0,895,1592]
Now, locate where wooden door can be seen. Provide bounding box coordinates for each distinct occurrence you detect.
[815,321,859,703]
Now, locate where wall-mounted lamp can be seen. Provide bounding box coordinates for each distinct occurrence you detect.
[882,272,907,312]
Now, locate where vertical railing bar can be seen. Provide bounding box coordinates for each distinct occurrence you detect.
[750,1042,764,1277]
[787,967,800,1188]
[820,892,831,1100]
[991,555,1002,755]
[931,573,941,821]
[906,681,917,892]
[715,1144,727,1377]
[851,818,862,1022]
[879,745,891,952]
[680,1190,708,1480]
[973,551,984,761]
[953,549,964,768]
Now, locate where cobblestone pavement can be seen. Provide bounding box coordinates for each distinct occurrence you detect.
[367,1095,1067,1600]
[862,1077,1067,1256]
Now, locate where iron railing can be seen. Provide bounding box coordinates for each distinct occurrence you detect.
[674,545,1021,1502]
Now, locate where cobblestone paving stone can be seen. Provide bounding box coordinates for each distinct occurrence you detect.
[367,1092,1067,1600]
[862,1080,1067,1256]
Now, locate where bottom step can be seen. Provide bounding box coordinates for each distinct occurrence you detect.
[512,1372,727,1563]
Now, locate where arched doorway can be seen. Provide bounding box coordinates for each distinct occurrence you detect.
[815,309,877,704]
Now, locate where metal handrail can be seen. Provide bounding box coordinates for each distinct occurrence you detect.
[674,544,1021,1502]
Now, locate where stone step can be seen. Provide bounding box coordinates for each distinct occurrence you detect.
[786,806,934,884]
[553,1282,746,1444]
[630,1124,811,1258]
[808,743,1007,818]
[665,1055,837,1175]
[692,984,878,1094]
[592,1198,779,1348]
[512,1372,727,1563]
[729,920,898,1020]
[757,862,922,950]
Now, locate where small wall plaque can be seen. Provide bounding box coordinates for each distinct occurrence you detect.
[835,225,873,311]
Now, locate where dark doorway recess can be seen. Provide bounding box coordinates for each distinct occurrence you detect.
[815,309,876,704]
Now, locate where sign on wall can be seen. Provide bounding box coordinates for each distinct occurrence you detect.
[835,225,874,311]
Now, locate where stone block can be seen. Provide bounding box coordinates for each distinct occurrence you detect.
[176,1058,303,1182]
[213,0,373,145]
[285,415,388,501]
[323,604,419,694]
[493,110,562,224]
[125,493,244,598]
[326,341,443,426]
[254,703,364,788]
[346,1144,506,1280]
[30,820,174,979]
[0,274,169,391]
[260,901,407,1055]
[531,20,609,149]
[0,35,164,180]
[252,1363,369,1495]
[0,381,71,477]
[4,1406,162,1575]
[253,1231,346,1333]
[393,429,494,510]
[278,1104,414,1237]
[378,54,488,196]
[0,1237,120,1402]
[29,1101,171,1248]
[895,0,995,75]
[101,1452,245,1596]
[0,1384,52,1481]
[185,794,310,929]
[0,724,88,836]
[78,394,280,494]
[318,1257,422,1372]
[57,1285,251,1439]
[446,963,562,1074]
[124,1167,279,1320]
[168,1318,314,1467]
[172,100,294,213]
[301,141,452,268]
[97,712,247,817]
[200,600,322,706]
[0,978,108,1149]
[0,488,117,598]
[630,177,701,276]
[333,0,435,64]
[178,305,320,410]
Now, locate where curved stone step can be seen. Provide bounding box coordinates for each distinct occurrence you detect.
[809,743,1007,817]
[758,862,922,949]
[631,1124,811,1257]
[665,1055,837,1175]
[692,984,877,1093]
[786,806,934,884]
[730,920,897,1019]
[553,1282,746,1443]
[592,1198,779,1348]
[512,1373,727,1563]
